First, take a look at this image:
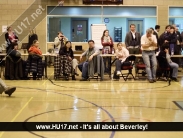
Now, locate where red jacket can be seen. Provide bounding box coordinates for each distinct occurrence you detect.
[29,45,42,55]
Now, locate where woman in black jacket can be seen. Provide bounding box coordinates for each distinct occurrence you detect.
[5,43,23,80]
[27,29,38,51]
[59,41,78,80]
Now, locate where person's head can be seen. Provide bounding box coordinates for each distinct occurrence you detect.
[146,29,153,37]
[33,40,39,47]
[88,40,95,48]
[65,41,72,49]
[57,31,63,37]
[102,30,109,38]
[7,26,12,32]
[162,45,169,51]
[170,26,175,34]
[165,25,171,32]
[117,42,123,50]
[11,42,18,50]
[155,25,160,32]
[130,24,136,32]
[172,24,178,31]
[30,28,36,35]
[150,27,154,33]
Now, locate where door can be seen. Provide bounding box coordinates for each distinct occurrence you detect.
[127,19,144,36]
[71,18,88,42]
[49,17,61,42]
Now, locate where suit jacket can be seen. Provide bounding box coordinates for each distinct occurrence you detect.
[125,32,141,48]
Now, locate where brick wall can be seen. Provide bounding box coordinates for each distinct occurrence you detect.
[1,0,183,53]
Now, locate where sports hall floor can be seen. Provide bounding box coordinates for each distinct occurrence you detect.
[0,66,183,138]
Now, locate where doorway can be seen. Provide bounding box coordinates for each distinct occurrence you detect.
[127,19,144,36]
[71,18,88,42]
[49,17,61,42]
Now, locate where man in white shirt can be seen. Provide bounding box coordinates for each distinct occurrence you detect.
[115,42,129,76]
[141,29,158,83]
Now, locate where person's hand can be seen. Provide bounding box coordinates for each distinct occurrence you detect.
[68,56,72,61]
[117,54,123,58]
[148,37,152,41]
[89,55,93,61]
[80,56,83,61]
[164,49,169,53]
[165,40,169,43]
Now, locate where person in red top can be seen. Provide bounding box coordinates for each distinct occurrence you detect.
[101,29,114,73]
[29,40,42,56]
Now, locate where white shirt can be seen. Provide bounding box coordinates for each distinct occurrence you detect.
[141,34,157,51]
[115,47,129,62]
[131,31,136,39]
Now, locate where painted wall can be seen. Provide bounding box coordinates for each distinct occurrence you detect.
[48,17,156,42]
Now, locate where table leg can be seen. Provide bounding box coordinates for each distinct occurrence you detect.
[45,56,48,78]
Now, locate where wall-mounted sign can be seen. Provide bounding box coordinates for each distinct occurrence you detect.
[104,18,110,23]
[2,25,7,33]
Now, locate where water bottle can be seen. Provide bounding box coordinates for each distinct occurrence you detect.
[112,48,114,55]
[171,48,174,56]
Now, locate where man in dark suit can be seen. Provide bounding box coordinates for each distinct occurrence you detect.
[125,24,141,54]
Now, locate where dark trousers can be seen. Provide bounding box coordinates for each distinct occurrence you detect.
[115,59,122,72]
[103,57,111,73]
[78,62,88,79]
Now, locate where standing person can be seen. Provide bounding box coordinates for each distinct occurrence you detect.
[0,78,16,96]
[167,26,178,64]
[27,28,38,52]
[154,25,160,52]
[125,24,141,54]
[54,32,68,51]
[5,26,19,53]
[141,29,158,83]
[78,40,100,81]
[101,30,114,73]
[59,41,78,80]
[115,42,129,76]
[172,24,182,66]
[159,25,171,49]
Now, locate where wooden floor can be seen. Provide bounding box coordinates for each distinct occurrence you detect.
[0,67,183,138]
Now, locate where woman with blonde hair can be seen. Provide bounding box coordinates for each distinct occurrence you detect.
[27,28,38,51]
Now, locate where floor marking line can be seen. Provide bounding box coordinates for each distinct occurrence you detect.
[0,97,33,138]
[42,71,54,85]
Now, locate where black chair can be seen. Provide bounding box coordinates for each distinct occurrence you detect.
[114,55,136,81]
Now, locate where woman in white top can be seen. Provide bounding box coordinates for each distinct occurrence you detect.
[115,42,129,76]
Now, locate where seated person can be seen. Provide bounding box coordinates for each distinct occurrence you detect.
[115,42,129,76]
[0,78,16,96]
[59,41,78,80]
[158,45,179,81]
[5,42,23,80]
[27,40,44,79]
[78,40,100,81]
[29,40,42,57]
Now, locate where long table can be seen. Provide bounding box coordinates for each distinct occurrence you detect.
[1,53,183,79]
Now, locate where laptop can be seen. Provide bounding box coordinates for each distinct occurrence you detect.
[21,43,28,49]
[75,45,82,51]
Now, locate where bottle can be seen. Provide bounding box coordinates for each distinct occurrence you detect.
[171,48,174,56]
[112,48,114,55]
